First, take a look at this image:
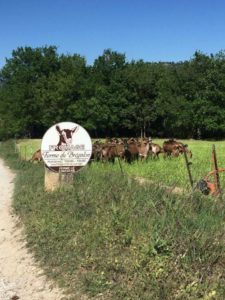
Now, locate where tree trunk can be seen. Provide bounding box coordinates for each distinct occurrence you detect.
[143,121,146,138]
[197,128,201,140]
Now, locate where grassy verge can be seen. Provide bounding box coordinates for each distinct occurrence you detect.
[0,141,225,299]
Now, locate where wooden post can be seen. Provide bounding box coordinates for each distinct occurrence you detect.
[44,166,74,192]
[212,144,221,196]
[183,145,194,190]
[59,167,74,186]
[44,166,60,192]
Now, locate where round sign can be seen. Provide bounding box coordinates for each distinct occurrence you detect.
[41,122,92,172]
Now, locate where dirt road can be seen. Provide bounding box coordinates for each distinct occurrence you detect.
[0,159,64,300]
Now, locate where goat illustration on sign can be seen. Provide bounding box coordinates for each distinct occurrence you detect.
[55,125,79,150]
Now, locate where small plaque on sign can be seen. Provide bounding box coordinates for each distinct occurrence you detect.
[41,122,92,173]
[59,166,75,173]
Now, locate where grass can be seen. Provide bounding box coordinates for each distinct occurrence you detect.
[17,138,225,190]
[0,140,225,299]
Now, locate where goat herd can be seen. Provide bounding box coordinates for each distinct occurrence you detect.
[30,138,192,164]
[91,138,192,164]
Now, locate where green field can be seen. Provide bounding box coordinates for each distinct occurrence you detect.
[1,140,225,299]
[18,139,225,191]
[16,139,41,160]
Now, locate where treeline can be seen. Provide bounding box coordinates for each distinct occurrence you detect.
[1,46,225,139]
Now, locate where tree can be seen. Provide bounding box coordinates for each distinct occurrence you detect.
[0,46,60,137]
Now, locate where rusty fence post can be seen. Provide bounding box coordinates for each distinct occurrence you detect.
[183,145,194,190]
[212,144,221,196]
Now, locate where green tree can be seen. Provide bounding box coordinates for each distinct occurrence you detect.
[0,46,60,137]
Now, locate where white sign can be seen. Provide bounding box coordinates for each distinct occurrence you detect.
[41,122,92,172]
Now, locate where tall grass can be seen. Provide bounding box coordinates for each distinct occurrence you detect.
[0,140,225,299]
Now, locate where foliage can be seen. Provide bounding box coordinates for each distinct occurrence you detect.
[1,47,225,139]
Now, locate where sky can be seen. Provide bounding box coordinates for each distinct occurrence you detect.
[1,0,225,67]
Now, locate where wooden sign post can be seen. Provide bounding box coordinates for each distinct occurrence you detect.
[44,166,60,192]
[41,122,92,192]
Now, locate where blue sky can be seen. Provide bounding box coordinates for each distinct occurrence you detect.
[1,0,225,67]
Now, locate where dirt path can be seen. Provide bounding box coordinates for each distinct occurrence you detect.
[0,159,64,300]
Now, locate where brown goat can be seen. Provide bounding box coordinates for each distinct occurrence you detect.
[30,149,42,162]
[101,142,125,163]
[149,143,163,159]
[163,139,192,158]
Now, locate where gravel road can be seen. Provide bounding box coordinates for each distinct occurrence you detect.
[0,159,64,300]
